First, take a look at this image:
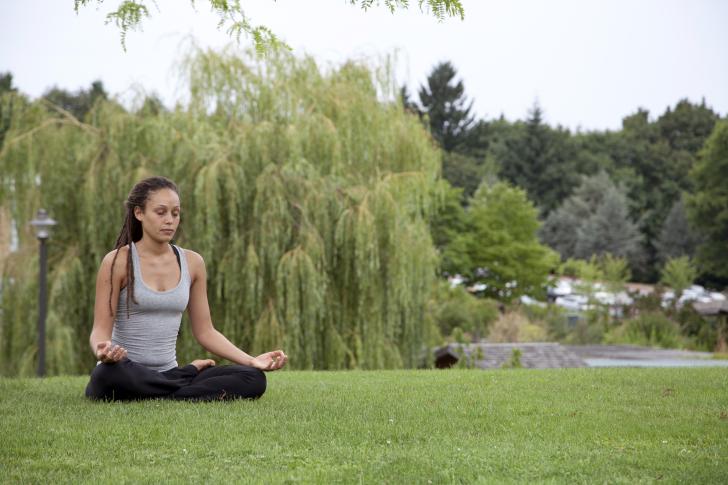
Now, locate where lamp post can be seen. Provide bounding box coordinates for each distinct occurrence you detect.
[29,209,57,377]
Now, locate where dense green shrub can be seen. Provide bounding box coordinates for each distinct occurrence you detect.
[566,309,608,345]
[608,312,681,348]
[488,310,547,343]
[521,303,571,341]
[428,282,499,340]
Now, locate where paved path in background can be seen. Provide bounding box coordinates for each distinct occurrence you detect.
[565,344,715,360]
[438,343,728,368]
[565,344,728,367]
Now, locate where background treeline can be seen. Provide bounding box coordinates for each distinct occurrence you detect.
[406,62,727,290]
[404,61,728,354]
[1,53,727,376]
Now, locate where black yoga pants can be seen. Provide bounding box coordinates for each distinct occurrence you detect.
[84,358,266,402]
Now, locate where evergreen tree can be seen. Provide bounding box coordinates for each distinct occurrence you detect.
[541,171,613,257]
[539,197,588,258]
[494,102,579,214]
[687,121,728,280]
[657,98,719,154]
[655,198,702,263]
[0,72,20,152]
[0,73,16,94]
[441,151,485,200]
[574,186,643,265]
[42,80,108,121]
[399,84,421,117]
[418,61,474,152]
[542,172,643,269]
[603,101,719,280]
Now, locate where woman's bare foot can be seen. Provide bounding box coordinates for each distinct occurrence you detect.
[190,359,216,371]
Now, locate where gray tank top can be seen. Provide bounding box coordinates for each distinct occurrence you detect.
[111,241,191,372]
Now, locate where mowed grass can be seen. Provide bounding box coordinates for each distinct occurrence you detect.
[1,368,727,484]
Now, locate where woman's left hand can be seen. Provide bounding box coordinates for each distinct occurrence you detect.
[190,358,216,371]
[252,350,288,371]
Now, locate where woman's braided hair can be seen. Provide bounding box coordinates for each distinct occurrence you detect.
[108,176,179,318]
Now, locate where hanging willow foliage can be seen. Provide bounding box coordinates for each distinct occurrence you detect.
[0,46,443,375]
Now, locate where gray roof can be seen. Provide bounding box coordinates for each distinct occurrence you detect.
[436,342,586,369]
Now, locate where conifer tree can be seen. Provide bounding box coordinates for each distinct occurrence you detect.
[494,102,578,214]
[418,61,474,152]
[574,187,643,264]
[655,198,702,263]
[42,80,108,122]
[687,121,728,280]
[542,172,643,269]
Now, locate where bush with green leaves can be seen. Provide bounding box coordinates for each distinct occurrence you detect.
[566,310,608,345]
[501,347,523,369]
[607,312,682,349]
[427,282,499,341]
[674,306,714,351]
[521,303,571,341]
[661,256,698,302]
[447,181,559,301]
[488,310,546,343]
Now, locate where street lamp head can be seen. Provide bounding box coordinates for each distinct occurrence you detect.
[29,208,58,240]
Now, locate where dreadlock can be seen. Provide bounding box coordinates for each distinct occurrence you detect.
[108,176,179,318]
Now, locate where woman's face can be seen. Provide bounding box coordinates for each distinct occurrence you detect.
[134,188,181,242]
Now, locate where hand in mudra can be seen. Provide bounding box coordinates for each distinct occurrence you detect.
[96,341,127,364]
[190,359,216,371]
[252,350,287,371]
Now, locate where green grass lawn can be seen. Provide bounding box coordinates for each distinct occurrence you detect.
[1,368,727,484]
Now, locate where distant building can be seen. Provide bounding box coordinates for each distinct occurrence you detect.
[434,342,586,369]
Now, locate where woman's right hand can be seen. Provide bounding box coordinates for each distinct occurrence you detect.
[95,340,127,364]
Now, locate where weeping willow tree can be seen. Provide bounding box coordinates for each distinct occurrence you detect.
[0,46,444,375]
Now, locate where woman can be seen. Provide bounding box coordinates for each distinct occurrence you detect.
[85,176,287,401]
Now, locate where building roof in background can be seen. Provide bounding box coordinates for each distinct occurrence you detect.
[435,342,586,369]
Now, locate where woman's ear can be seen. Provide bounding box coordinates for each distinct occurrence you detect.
[133,206,143,222]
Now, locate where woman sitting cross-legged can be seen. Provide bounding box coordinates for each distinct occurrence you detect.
[85,176,287,402]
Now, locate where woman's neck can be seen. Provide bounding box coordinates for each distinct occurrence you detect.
[135,237,170,257]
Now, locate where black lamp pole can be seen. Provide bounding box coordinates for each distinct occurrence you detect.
[29,209,57,378]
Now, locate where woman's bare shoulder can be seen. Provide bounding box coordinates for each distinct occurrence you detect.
[99,246,130,273]
[180,248,205,280]
[182,248,204,266]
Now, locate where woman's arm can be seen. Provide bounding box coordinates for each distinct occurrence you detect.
[186,251,287,371]
[89,249,128,364]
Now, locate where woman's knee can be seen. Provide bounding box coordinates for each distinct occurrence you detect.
[85,363,118,399]
[84,360,130,400]
[231,365,267,399]
[251,368,267,398]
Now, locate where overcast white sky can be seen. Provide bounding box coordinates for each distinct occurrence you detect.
[1,0,726,131]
